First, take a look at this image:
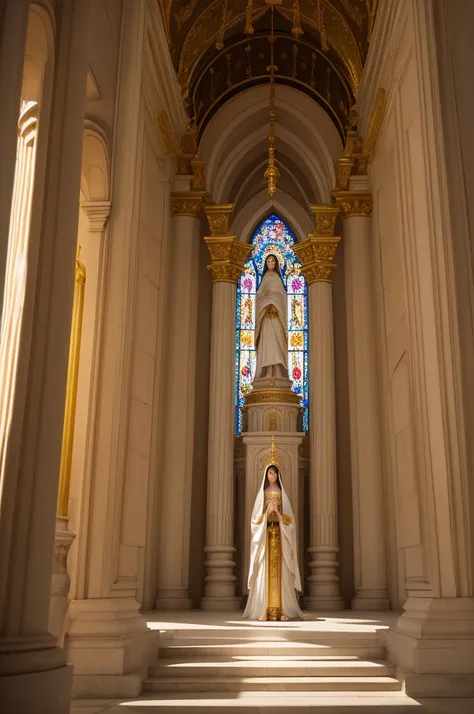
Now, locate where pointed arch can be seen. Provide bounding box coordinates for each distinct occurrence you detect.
[235,213,309,434]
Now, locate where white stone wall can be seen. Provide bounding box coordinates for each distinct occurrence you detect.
[359,0,474,609]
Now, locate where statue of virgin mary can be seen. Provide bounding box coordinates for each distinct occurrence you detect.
[254,254,288,380]
[242,444,303,621]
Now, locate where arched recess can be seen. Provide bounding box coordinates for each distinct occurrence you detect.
[200,85,342,212]
[233,189,313,244]
[67,121,111,601]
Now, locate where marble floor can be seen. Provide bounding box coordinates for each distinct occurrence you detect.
[71,611,474,714]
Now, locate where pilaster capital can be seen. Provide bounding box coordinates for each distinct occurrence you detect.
[310,204,341,236]
[171,192,204,218]
[80,199,111,232]
[204,236,252,284]
[293,235,341,285]
[333,191,373,218]
[204,203,234,236]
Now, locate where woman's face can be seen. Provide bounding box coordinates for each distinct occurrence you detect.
[266,255,277,271]
[267,467,278,484]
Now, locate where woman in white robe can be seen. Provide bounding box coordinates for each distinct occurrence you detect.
[243,462,303,621]
[254,254,288,379]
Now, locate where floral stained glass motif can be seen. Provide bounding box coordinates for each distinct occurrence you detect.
[235,214,309,435]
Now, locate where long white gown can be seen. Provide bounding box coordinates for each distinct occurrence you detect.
[242,466,303,620]
[254,270,288,379]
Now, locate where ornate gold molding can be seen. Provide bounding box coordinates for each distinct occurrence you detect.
[364,87,386,156]
[310,204,341,236]
[336,157,354,190]
[293,235,341,284]
[157,109,179,155]
[171,193,204,217]
[333,191,373,218]
[244,389,301,406]
[204,203,234,236]
[204,235,252,284]
[191,156,206,190]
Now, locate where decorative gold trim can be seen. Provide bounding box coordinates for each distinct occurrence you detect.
[310,203,340,236]
[204,203,233,235]
[364,87,386,156]
[244,389,301,405]
[171,193,204,217]
[57,249,86,517]
[333,190,373,218]
[204,234,253,284]
[191,156,206,190]
[157,109,179,156]
[293,235,341,284]
[336,157,354,190]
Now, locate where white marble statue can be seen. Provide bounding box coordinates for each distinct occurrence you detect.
[242,460,303,621]
[254,254,288,379]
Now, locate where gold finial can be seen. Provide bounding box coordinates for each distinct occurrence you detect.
[263,435,280,468]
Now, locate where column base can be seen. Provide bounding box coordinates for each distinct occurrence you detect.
[386,597,474,697]
[68,597,158,699]
[0,635,71,714]
[201,596,242,611]
[155,588,192,611]
[305,596,345,611]
[352,589,390,611]
[306,546,343,611]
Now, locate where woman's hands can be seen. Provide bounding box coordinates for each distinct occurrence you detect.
[266,502,279,517]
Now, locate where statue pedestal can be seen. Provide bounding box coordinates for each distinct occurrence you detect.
[241,381,304,597]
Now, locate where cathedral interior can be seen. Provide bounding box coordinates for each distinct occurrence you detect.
[1,0,474,712]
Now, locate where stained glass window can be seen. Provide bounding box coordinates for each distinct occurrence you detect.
[235,214,309,435]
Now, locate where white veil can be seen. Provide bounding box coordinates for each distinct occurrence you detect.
[243,464,303,620]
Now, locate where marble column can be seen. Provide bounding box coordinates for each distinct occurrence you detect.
[201,205,251,610]
[338,187,389,609]
[0,1,90,711]
[156,190,203,610]
[0,0,29,296]
[294,205,344,610]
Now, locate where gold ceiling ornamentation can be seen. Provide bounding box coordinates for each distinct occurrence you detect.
[215,0,228,50]
[175,0,363,97]
[245,0,254,34]
[364,87,386,156]
[264,3,279,197]
[317,0,328,51]
[292,0,304,38]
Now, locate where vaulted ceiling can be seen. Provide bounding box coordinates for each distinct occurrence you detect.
[158,0,378,141]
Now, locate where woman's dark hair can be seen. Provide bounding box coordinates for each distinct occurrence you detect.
[264,464,281,490]
[261,253,285,286]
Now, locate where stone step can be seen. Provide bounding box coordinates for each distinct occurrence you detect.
[150,658,396,678]
[144,674,402,693]
[159,642,385,659]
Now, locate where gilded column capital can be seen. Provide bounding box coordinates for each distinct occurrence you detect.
[171,192,204,218]
[204,203,234,236]
[333,191,373,218]
[310,204,341,236]
[204,236,252,284]
[293,236,341,285]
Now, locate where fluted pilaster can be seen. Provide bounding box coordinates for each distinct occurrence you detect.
[339,191,389,610]
[294,206,344,610]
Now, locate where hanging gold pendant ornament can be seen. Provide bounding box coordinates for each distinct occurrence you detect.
[264,3,279,197]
